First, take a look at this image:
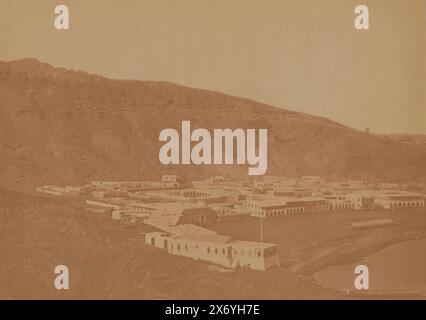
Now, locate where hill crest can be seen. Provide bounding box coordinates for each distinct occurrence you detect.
[0,58,425,188]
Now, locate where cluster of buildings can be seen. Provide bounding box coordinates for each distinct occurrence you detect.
[36,175,426,271]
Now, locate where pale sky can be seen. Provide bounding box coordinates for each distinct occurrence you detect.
[1,0,425,133]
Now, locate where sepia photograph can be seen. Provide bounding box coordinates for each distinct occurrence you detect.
[0,0,425,312]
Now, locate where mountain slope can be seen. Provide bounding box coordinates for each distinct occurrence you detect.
[0,58,425,188]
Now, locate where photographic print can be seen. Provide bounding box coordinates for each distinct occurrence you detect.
[0,0,425,305]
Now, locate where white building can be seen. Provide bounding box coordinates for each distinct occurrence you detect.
[162,175,177,183]
[327,199,354,211]
[145,224,279,271]
[244,197,330,218]
[373,192,425,209]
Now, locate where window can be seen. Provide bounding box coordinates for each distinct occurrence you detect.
[207,247,210,254]
[215,248,218,254]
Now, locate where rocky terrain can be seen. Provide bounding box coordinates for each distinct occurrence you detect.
[1,58,426,190]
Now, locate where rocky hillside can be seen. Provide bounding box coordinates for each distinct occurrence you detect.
[1,58,425,188]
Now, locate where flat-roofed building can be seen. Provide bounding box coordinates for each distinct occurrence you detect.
[244,197,330,218]
[128,202,160,213]
[328,199,354,211]
[90,181,144,189]
[112,210,151,223]
[298,176,324,186]
[374,192,425,209]
[231,241,279,271]
[162,175,177,183]
[145,224,279,271]
[210,204,251,222]
[36,185,84,196]
[347,191,375,209]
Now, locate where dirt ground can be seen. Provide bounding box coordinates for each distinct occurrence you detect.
[211,209,426,271]
[210,208,426,297]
